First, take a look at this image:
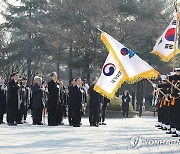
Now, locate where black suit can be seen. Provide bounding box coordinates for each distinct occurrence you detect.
[31,83,43,125]
[6,79,19,124]
[0,85,6,124]
[72,85,82,126]
[88,84,101,125]
[68,85,74,125]
[48,80,59,126]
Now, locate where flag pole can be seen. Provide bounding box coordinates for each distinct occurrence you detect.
[146,78,167,97]
[165,78,180,91]
[96,27,104,33]
[172,0,179,72]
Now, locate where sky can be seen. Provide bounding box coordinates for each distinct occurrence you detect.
[0,0,22,24]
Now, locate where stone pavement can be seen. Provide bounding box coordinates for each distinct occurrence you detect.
[0,115,180,154]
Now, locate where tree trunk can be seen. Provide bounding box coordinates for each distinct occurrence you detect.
[68,42,73,85]
[27,56,32,85]
[57,60,60,78]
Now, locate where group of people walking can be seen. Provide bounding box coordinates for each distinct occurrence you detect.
[0,72,111,127]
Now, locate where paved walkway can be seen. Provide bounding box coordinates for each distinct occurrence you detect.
[0,115,180,154]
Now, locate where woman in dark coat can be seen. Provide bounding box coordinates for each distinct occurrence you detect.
[122,90,130,118]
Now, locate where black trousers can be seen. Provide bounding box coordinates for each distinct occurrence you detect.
[0,104,5,123]
[48,111,57,125]
[165,105,171,125]
[56,103,63,125]
[7,105,18,124]
[68,105,73,125]
[161,105,166,124]
[100,103,107,122]
[89,108,100,125]
[169,105,176,128]
[72,110,81,126]
[17,105,28,123]
[122,110,128,118]
[33,108,42,125]
[157,107,162,123]
[48,103,57,126]
[175,99,180,130]
[137,104,142,117]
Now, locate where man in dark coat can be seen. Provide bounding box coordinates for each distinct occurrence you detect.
[0,77,7,124]
[31,76,44,125]
[47,72,59,126]
[68,78,75,126]
[88,77,101,127]
[72,77,83,127]
[6,72,20,126]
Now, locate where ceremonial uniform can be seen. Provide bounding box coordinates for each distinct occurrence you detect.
[170,74,180,137]
[157,81,171,130]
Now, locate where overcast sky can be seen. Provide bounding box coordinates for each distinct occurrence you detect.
[0,0,22,23]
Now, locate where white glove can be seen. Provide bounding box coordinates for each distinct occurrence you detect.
[41,87,45,91]
[1,85,7,91]
[152,84,156,88]
[57,85,60,89]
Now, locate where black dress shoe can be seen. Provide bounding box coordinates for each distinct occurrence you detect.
[37,123,43,125]
[155,125,161,127]
[90,124,93,126]
[158,127,163,129]
[172,132,176,134]
[17,122,23,124]
[172,134,179,137]
[166,131,173,134]
[93,124,99,127]
[102,122,106,125]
